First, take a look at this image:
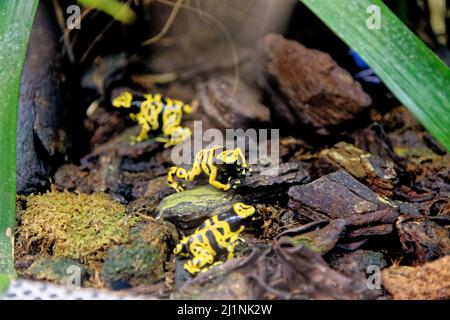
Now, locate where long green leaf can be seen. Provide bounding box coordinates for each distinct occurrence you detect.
[0,1,39,278]
[300,0,450,151]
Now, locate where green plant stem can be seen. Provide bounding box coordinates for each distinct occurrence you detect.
[0,1,39,277]
[300,0,450,151]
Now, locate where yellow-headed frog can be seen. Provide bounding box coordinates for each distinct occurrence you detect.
[167,145,250,192]
[112,91,192,147]
[174,202,256,274]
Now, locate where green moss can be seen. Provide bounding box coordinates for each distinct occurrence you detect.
[102,219,178,287]
[24,257,87,285]
[102,240,162,286]
[16,191,140,264]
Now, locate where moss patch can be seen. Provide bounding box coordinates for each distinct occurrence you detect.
[24,257,87,285]
[16,191,140,264]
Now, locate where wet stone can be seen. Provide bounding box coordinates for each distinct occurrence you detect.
[155,185,234,229]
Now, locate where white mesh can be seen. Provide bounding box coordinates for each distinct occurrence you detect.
[2,279,152,300]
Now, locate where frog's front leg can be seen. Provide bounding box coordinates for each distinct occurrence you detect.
[208,166,231,191]
[167,166,186,192]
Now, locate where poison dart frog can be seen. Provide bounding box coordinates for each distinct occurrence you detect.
[112,91,192,147]
[174,202,256,275]
[167,145,250,192]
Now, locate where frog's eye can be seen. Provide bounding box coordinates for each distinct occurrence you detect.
[174,244,183,254]
[183,104,192,114]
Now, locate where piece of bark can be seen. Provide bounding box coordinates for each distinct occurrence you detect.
[320,142,398,197]
[288,170,399,239]
[381,256,450,300]
[288,170,395,221]
[245,244,375,299]
[17,1,68,194]
[396,216,450,265]
[261,33,372,135]
[276,219,345,255]
[197,76,271,130]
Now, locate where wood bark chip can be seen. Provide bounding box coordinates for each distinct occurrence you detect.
[396,216,450,265]
[287,170,399,242]
[320,142,398,197]
[261,33,372,135]
[197,76,271,130]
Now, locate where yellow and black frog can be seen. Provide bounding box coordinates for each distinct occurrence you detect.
[112,91,192,147]
[174,202,256,274]
[167,145,250,192]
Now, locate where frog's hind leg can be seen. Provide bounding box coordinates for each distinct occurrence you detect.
[184,250,215,274]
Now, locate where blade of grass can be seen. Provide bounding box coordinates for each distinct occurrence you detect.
[300,0,450,151]
[77,0,136,24]
[0,1,39,279]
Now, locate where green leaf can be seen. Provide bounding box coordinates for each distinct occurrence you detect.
[0,0,39,276]
[77,0,136,24]
[0,274,11,296]
[300,0,450,151]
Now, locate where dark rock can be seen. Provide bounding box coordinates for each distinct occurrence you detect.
[197,76,271,130]
[396,216,450,265]
[261,33,371,135]
[24,257,87,286]
[329,250,387,276]
[237,161,310,204]
[102,219,178,288]
[328,250,386,299]
[127,176,174,216]
[173,258,254,300]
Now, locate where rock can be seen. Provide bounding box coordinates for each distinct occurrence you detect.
[381,256,450,299]
[328,250,387,299]
[236,161,310,204]
[197,76,271,130]
[261,33,371,135]
[24,257,87,286]
[173,259,254,300]
[329,250,387,276]
[396,216,450,265]
[155,185,234,229]
[320,142,398,197]
[127,176,174,216]
[102,219,178,288]
[17,1,68,194]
